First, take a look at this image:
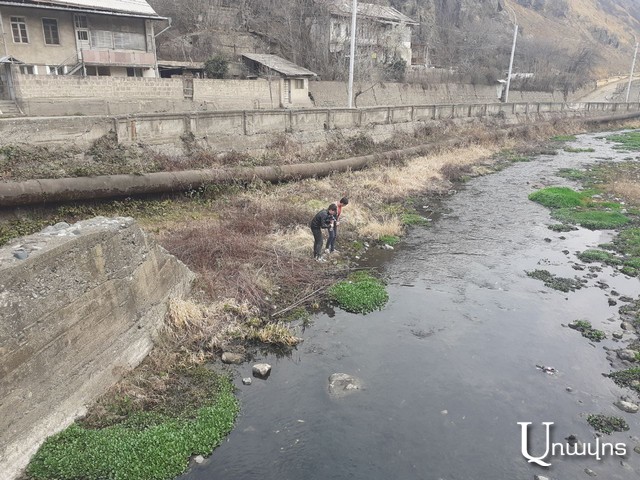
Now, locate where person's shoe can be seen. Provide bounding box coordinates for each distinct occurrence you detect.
[325,248,330,254]
[316,256,326,262]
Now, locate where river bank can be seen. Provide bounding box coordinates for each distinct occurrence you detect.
[13,118,640,479]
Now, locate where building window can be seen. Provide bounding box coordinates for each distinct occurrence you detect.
[46,65,64,75]
[127,67,143,77]
[74,15,88,29]
[11,17,28,43]
[19,65,35,74]
[86,66,111,76]
[42,19,60,45]
[294,79,304,89]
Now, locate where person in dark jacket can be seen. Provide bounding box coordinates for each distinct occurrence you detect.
[325,197,348,253]
[310,204,338,261]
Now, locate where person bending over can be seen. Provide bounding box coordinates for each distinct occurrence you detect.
[326,197,348,254]
[310,203,338,262]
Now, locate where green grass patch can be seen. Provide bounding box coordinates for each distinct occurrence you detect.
[401,212,430,226]
[564,147,595,153]
[26,368,238,480]
[614,228,640,257]
[606,131,640,151]
[379,235,400,245]
[551,208,630,230]
[528,187,589,209]
[526,269,584,292]
[328,271,389,314]
[606,367,640,393]
[548,223,576,232]
[551,135,577,142]
[587,414,629,434]
[568,320,606,342]
[577,249,622,265]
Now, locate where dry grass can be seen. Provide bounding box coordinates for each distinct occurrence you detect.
[604,181,640,205]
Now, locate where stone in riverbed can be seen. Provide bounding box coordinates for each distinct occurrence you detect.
[242,377,252,385]
[221,352,244,364]
[252,363,272,378]
[614,397,639,413]
[617,349,638,362]
[328,373,362,398]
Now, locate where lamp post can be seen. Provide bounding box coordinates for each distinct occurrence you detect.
[504,7,518,103]
[347,0,357,108]
[626,36,639,103]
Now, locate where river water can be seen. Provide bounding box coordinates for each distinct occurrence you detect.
[182,132,640,480]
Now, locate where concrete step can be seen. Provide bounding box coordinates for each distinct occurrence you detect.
[0,100,21,116]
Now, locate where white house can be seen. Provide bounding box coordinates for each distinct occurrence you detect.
[328,0,418,66]
[0,0,165,94]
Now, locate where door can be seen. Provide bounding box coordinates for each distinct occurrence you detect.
[74,15,90,59]
[284,79,292,104]
[0,64,14,100]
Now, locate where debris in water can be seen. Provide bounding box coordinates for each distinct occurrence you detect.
[536,364,557,375]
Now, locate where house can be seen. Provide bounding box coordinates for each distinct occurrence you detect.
[0,0,165,93]
[241,53,317,108]
[327,0,418,66]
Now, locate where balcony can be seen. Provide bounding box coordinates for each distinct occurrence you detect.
[81,49,155,67]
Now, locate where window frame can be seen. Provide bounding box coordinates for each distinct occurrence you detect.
[10,16,29,44]
[294,79,305,89]
[42,18,60,46]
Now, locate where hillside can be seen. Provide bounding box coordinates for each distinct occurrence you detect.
[149,0,640,86]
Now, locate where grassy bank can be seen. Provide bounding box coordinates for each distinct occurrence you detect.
[9,119,640,479]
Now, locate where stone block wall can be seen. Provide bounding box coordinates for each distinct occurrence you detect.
[0,217,195,480]
[193,78,280,109]
[13,73,184,100]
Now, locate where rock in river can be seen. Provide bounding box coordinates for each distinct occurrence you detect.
[252,363,272,379]
[328,373,362,398]
[221,352,244,364]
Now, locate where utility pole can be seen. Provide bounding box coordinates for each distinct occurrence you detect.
[626,39,639,103]
[347,0,357,108]
[504,22,518,103]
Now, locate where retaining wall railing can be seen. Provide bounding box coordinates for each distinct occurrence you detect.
[113,102,640,145]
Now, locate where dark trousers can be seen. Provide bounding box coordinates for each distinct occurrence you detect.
[312,227,323,258]
[326,225,337,251]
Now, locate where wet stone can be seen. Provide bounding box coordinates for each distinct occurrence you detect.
[613,332,624,339]
[534,476,550,480]
[634,445,640,454]
[573,264,585,271]
[242,377,252,385]
[614,399,639,414]
[194,455,204,464]
[609,298,618,306]
[12,250,28,260]
[585,468,597,476]
[619,296,634,303]
[221,352,244,364]
[617,349,637,361]
[621,322,635,331]
[252,363,272,379]
[328,373,362,398]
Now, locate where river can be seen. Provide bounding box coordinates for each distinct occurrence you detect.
[181,131,640,480]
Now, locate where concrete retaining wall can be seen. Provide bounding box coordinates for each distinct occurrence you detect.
[1,101,639,152]
[0,217,195,480]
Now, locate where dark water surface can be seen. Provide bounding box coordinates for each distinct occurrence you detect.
[182,132,640,480]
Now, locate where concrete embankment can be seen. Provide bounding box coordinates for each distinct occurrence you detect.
[1,111,640,208]
[0,217,195,480]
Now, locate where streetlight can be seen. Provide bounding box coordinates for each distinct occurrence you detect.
[626,34,638,103]
[504,6,518,103]
[347,0,357,108]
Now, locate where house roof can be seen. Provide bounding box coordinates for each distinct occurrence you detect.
[241,54,317,77]
[0,0,161,18]
[331,1,418,25]
[0,55,24,64]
